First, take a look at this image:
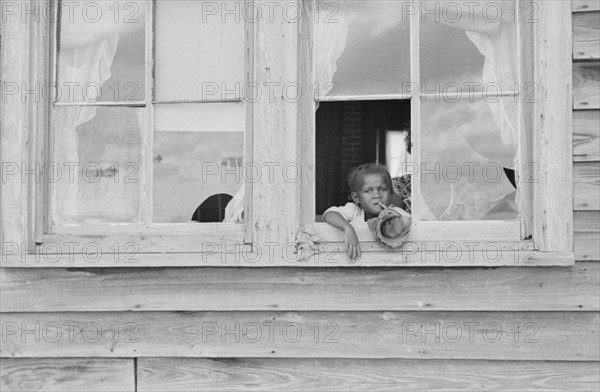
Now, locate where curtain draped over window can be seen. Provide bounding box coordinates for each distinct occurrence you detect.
[55,1,145,220]
[434,0,519,148]
[316,0,518,153]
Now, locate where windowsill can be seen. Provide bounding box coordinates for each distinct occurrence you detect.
[4,220,568,268]
[2,247,574,268]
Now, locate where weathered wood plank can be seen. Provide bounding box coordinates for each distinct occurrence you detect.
[575,211,600,232]
[243,11,254,244]
[2,264,598,312]
[138,358,600,392]
[534,1,574,252]
[24,223,524,258]
[251,0,301,247]
[573,0,600,13]
[298,0,316,229]
[40,223,245,253]
[1,312,598,360]
[0,358,134,392]
[0,0,30,249]
[0,249,574,267]
[573,110,600,162]
[519,2,535,237]
[573,62,600,109]
[574,162,600,210]
[575,232,600,260]
[573,12,600,59]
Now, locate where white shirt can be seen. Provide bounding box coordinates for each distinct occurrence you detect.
[323,202,366,223]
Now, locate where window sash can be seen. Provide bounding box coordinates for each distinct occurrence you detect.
[46,0,251,231]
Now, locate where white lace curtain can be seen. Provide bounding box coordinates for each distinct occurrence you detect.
[316,0,518,146]
[55,1,144,221]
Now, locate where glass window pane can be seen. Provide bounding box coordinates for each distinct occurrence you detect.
[153,103,245,223]
[315,0,410,97]
[57,1,146,103]
[419,97,518,221]
[420,0,518,94]
[155,0,245,102]
[53,106,144,224]
[154,103,244,133]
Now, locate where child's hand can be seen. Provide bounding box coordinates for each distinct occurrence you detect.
[343,225,361,261]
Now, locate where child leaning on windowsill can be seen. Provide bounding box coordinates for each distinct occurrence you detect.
[323,163,409,261]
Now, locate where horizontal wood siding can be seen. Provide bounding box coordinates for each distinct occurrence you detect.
[137,358,600,392]
[2,264,599,312]
[0,358,134,392]
[573,61,600,109]
[574,162,600,210]
[573,0,600,13]
[573,12,600,59]
[574,110,600,161]
[1,312,598,360]
[576,232,600,260]
[573,2,600,266]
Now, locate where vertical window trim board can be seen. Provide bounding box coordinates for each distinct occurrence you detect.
[0,2,51,252]
[531,1,574,253]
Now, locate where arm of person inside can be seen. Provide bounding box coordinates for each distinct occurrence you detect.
[322,210,361,261]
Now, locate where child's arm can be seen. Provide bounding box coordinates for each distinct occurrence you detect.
[323,211,361,261]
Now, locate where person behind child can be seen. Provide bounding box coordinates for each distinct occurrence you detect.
[323,163,395,261]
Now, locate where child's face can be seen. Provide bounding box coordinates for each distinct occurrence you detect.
[351,174,391,219]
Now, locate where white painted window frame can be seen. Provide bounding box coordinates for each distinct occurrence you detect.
[38,0,252,253]
[303,0,573,266]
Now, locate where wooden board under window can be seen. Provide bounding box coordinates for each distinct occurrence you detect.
[2,263,598,312]
[137,358,600,392]
[2,311,598,360]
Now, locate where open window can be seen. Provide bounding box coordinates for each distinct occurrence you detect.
[308,0,573,265]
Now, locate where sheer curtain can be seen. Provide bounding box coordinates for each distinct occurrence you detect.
[315,3,359,98]
[316,0,518,155]
[429,0,519,148]
[422,0,519,219]
[55,1,145,221]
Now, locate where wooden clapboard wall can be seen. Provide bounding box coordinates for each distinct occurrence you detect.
[573,0,600,267]
[1,1,600,391]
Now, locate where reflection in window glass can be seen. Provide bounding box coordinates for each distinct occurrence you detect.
[57,1,146,103]
[420,0,518,94]
[53,106,144,224]
[96,28,146,102]
[315,0,410,97]
[420,97,517,221]
[153,104,244,223]
[386,130,411,178]
[420,16,484,92]
[154,0,245,102]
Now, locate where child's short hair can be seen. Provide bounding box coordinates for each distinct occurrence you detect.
[347,163,393,194]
